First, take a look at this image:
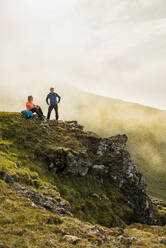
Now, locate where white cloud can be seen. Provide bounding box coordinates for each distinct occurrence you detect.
[0,0,166,109]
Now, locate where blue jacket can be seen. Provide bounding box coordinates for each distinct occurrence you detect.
[46,93,61,105]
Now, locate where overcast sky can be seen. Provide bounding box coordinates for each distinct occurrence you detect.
[0,0,166,109]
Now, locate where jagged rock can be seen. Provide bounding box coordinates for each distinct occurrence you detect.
[48,149,92,176]
[93,164,105,170]
[94,135,157,225]
[92,165,108,176]
[63,235,80,244]
[117,235,138,247]
[67,121,84,130]
[114,229,124,236]
[102,194,110,200]
[91,193,100,199]
[13,183,72,216]
[158,238,166,245]
[47,149,68,172]
[0,171,72,217]
[64,154,91,176]
[88,225,108,244]
[46,133,158,225]
[88,225,100,235]
[97,134,128,157]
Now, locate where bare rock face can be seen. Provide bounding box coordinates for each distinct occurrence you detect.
[97,134,128,157]
[64,154,91,176]
[48,149,91,176]
[94,134,157,225]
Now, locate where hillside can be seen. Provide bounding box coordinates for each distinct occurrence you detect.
[1,84,166,201]
[0,112,166,248]
[54,85,166,201]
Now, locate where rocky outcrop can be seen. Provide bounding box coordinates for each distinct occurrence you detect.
[94,135,157,225]
[46,123,158,225]
[0,171,72,216]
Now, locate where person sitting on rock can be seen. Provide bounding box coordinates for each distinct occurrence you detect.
[26,96,45,120]
[46,87,61,120]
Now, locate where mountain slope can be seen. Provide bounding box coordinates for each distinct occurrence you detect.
[0,112,166,247]
[1,83,166,200]
[0,112,156,226]
[53,85,166,201]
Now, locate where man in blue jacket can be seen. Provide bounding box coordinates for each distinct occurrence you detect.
[46,87,61,120]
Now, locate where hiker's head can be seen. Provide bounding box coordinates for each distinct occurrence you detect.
[50,87,54,93]
[28,95,33,102]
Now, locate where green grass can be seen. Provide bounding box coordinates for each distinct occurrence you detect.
[54,174,133,228]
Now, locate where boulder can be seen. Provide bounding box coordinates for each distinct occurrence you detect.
[63,235,80,244]
[92,165,108,176]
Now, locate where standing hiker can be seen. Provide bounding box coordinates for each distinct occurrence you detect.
[46,87,61,120]
[26,96,45,119]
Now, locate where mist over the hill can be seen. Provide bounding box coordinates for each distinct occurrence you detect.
[0,0,166,109]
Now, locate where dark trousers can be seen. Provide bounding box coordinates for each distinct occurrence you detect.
[47,104,59,120]
[31,107,43,118]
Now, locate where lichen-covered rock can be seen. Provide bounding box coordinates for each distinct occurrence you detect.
[0,171,72,217]
[94,135,157,225]
[64,153,91,176]
[48,149,92,176]
[97,134,128,157]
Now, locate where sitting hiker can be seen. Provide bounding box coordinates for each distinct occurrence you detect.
[46,87,61,120]
[26,96,44,119]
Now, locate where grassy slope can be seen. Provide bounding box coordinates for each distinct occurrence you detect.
[1,180,166,248]
[0,112,132,228]
[0,112,166,248]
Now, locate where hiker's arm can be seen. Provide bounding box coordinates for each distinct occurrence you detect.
[56,94,61,103]
[46,95,49,105]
